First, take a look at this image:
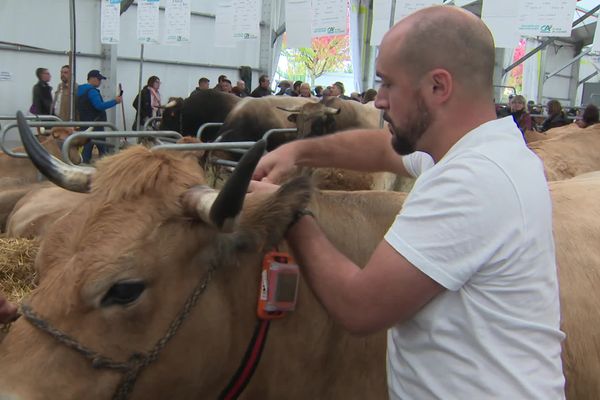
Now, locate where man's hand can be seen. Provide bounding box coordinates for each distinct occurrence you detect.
[0,294,18,324]
[252,145,298,184]
[248,180,280,195]
[115,96,123,104]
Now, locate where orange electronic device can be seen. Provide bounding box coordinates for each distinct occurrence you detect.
[257,251,300,320]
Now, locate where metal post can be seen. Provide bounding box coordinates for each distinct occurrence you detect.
[578,71,599,87]
[69,0,76,121]
[136,44,145,131]
[544,48,592,82]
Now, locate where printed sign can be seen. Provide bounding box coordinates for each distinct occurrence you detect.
[101,0,121,44]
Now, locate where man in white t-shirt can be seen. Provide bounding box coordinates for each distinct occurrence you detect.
[250,5,565,399]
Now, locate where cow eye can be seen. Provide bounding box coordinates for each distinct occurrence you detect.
[101,281,146,307]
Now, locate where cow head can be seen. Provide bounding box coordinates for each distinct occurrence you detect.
[279,97,342,139]
[158,97,184,133]
[0,112,312,399]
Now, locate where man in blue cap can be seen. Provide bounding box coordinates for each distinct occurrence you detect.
[77,69,122,164]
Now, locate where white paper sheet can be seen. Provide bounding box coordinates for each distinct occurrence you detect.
[481,0,520,49]
[215,0,236,47]
[137,0,160,44]
[233,0,261,41]
[312,0,347,37]
[165,0,191,44]
[101,0,121,44]
[394,0,441,23]
[286,0,313,48]
[370,0,392,46]
[518,0,577,37]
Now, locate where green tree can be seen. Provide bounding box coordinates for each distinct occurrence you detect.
[282,34,350,86]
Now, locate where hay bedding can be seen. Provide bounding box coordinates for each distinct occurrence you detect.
[0,237,38,303]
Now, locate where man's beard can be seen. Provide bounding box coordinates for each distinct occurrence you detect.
[386,95,432,155]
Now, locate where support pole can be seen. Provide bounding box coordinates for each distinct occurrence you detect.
[136,44,145,131]
[544,48,591,82]
[69,0,76,121]
[578,71,599,87]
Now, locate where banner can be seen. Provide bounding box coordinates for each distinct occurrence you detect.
[165,0,191,44]
[312,0,347,37]
[518,0,577,37]
[233,0,261,41]
[137,0,160,44]
[481,0,520,49]
[286,0,312,48]
[215,0,236,47]
[101,0,121,44]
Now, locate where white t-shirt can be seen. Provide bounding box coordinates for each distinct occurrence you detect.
[385,117,565,399]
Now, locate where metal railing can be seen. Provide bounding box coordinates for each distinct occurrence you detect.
[62,130,182,165]
[142,116,162,131]
[0,114,62,122]
[196,122,224,141]
[1,121,119,158]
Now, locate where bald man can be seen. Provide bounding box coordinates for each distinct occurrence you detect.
[251,6,564,399]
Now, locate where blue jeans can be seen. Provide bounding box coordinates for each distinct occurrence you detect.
[82,139,106,164]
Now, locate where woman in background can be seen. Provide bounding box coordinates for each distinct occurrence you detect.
[541,99,569,132]
[132,75,161,130]
[509,95,532,134]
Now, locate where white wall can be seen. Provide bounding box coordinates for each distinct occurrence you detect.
[540,43,576,106]
[0,0,264,132]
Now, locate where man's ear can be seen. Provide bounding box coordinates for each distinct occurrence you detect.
[427,68,452,105]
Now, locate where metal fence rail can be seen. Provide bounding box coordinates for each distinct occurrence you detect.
[62,130,183,165]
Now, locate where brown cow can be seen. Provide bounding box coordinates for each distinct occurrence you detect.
[5,186,86,239]
[0,127,85,181]
[0,178,50,232]
[528,123,600,181]
[0,116,395,398]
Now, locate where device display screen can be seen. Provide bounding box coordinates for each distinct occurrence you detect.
[275,273,298,303]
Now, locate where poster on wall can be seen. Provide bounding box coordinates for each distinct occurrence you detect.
[137,0,160,44]
[518,0,577,37]
[215,0,236,47]
[165,0,191,44]
[312,0,347,37]
[286,0,312,48]
[101,0,121,44]
[233,0,261,41]
[481,0,520,49]
[370,0,392,46]
[394,0,442,23]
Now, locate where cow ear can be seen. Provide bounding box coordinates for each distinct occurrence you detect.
[232,176,313,252]
[287,114,298,123]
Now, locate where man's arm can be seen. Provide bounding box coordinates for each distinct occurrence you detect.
[88,88,120,111]
[286,216,444,335]
[253,128,410,183]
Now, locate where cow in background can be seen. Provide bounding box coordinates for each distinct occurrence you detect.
[159,90,241,141]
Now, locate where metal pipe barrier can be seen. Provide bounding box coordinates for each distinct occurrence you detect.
[196,122,224,141]
[1,121,119,158]
[143,116,162,131]
[63,130,183,165]
[261,128,298,143]
[153,141,258,168]
[0,115,62,122]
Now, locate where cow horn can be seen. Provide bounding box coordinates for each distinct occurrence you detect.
[163,100,177,109]
[276,106,302,113]
[209,139,266,228]
[16,111,94,193]
[323,107,341,115]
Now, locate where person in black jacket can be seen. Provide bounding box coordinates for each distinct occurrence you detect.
[540,99,569,132]
[133,76,161,130]
[31,67,53,115]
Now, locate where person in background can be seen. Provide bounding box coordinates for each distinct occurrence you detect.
[541,99,569,132]
[298,82,314,98]
[330,81,351,100]
[190,77,210,96]
[509,94,532,135]
[362,88,378,104]
[251,74,272,97]
[276,80,292,96]
[233,80,248,97]
[314,85,324,97]
[132,75,161,130]
[576,104,600,129]
[286,80,302,96]
[52,65,78,121]
[213,74,228,90]
[250,6,564,399]
[350,92,362,102]
[31,67,52,115]
[77,69,122,164]
[218,78,233,93]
